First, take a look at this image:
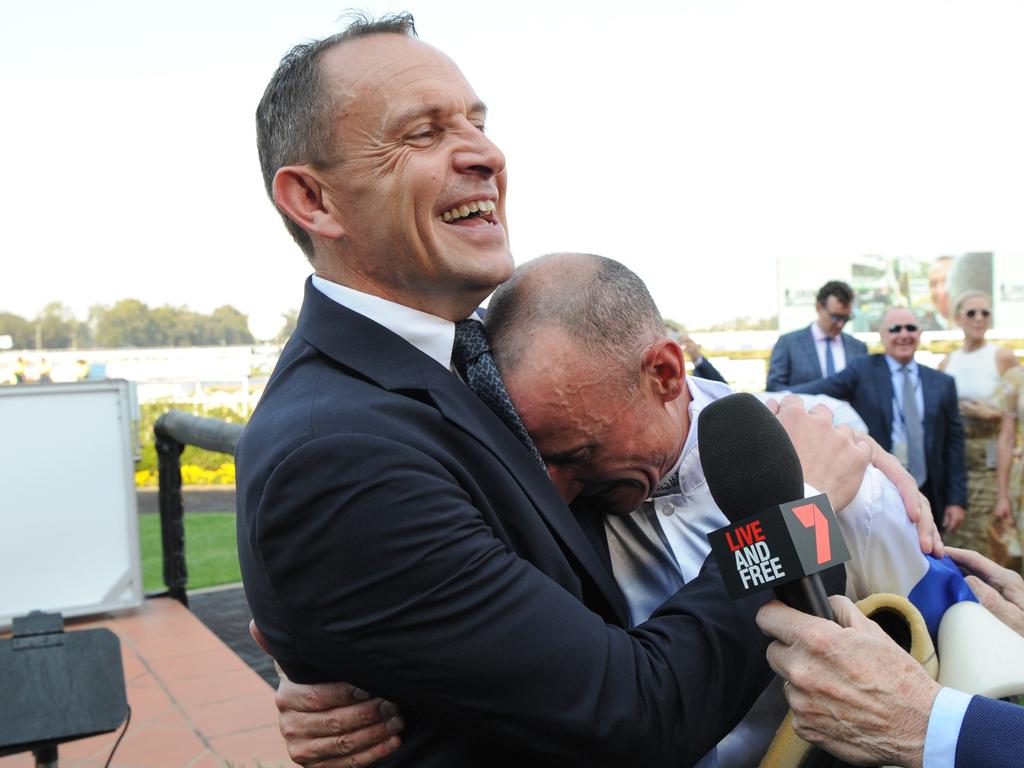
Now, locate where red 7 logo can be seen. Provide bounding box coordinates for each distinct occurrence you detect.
[791,503,832,564]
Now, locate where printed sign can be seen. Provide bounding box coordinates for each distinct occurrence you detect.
[707,494,851,600]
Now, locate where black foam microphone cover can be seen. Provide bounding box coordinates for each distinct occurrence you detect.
[698,392,805,522]
[699,393,837,619]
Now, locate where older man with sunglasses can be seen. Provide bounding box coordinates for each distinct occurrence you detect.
[791,306,967,532]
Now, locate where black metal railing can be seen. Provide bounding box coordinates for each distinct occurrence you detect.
[153,411,243,606]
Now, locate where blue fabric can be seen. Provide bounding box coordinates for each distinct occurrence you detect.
[955,695,1024,768]
[908,555,978,639]
[825,337,836,376]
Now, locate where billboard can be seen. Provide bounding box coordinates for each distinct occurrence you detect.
[778,251,1024,333]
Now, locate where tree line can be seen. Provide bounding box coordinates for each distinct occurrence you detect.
[0,300,297,350]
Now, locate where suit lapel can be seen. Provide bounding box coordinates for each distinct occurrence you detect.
[800,327,821,378]
[872,356,895,443]
[421,354,630,624]
[918,367,939,456]
[840,334,856,358]
[296,280,629,624]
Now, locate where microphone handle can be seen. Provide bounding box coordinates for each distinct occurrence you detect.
[775,576,835,621]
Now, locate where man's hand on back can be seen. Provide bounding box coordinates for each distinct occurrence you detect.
[249,621,403,767]
[766,395,870,511]
[858,432,942,557]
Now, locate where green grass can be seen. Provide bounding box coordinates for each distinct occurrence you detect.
[138,512,241,592]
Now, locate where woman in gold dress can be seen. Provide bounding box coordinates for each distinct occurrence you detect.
[997,364,1024,571]
[939,291,1018,560]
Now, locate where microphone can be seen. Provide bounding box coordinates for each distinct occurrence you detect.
[698,393,851,620]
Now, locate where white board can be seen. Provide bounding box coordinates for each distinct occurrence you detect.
[0,381,143,628]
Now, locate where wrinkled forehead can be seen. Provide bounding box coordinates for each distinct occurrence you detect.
[501,332,606,426]
[321,35,479,117]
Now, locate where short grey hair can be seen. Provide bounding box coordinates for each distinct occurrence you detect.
[485,253,664,389]
[256,11,418,259]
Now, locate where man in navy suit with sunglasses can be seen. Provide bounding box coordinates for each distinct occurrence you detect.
[791,306,967,532]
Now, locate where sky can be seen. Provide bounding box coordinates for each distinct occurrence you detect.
[3,0,1024,330]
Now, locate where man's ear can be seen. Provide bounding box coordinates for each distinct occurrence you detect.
[272,165,345,241]
[641,338,686,403]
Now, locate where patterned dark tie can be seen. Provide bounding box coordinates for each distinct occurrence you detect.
[452,320,545,468]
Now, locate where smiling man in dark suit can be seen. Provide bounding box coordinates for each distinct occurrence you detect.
[767,280,868,391]
[790,307,967,532]
[235,14,841,767]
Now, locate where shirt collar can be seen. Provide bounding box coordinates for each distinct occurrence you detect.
[311,274,477,370]
[652,376,734,500]
[810,322,833,343]
[884,354,918,375]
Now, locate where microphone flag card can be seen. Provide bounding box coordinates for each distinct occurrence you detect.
[707,493,851,601]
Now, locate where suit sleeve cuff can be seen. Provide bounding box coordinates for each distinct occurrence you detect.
[923,687,972,768]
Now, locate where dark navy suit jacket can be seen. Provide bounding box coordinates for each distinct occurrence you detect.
[790,354,967,521]
[956,695,1024,766]
[693,357,726,383]
[236,280,815,767]
[767,324,868,391]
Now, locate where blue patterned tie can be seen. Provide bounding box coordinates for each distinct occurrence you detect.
[452,320,545,468]
[825,337,836,376]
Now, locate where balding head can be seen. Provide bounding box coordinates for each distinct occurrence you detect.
[484,253,688,515]
[485,253,665,389]
[880,306,921,365]
[256,12,419,259]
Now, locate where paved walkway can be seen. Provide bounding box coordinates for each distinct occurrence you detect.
[188,587,278,689]
[136,488,236,515]
[0,597,290,768]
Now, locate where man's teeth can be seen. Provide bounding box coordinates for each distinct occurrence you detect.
[440,200,496,222]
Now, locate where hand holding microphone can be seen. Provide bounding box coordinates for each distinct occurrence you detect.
[702,394,938,766]
[755,594,939,768]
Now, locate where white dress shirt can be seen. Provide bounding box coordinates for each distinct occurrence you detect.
[810,322,848,377]
[884,355,926,475]
[311,274,473,370]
